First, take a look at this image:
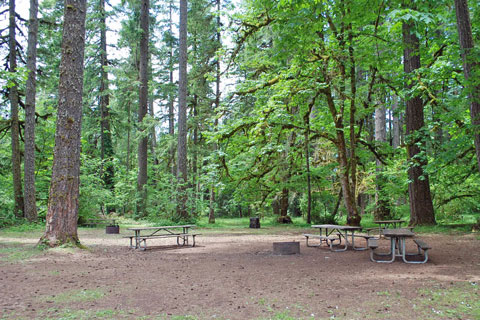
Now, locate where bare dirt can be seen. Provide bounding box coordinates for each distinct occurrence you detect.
[0,228,479,319]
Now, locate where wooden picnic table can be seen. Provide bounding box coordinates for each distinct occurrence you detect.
[126,225,198,250]
[306,224,370,251]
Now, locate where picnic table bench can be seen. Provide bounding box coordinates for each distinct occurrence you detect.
[126,225,199,250]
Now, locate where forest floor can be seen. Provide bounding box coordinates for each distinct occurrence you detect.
[0,226,479,320]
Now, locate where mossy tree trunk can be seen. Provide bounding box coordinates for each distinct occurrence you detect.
[402,18,436,226]
[40,0,87,247]
[99,0,115,213]
[24,0,39,222]
[177,0,189,220]
[136,0,149,217]
[9,0,24,218]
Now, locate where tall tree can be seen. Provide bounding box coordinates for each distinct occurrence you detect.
[168,0,176,177]
[99,0,115,213]
[40,0,87,247]
[374,102,390,220]
[454,0,480,173]
[24,0,39,222]
[402,15,436,226]
[209,0,221,224]
[136,0,149,217]
[176,0,188,219]
[9,0,24,218]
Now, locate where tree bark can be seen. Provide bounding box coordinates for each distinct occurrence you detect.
[392,96,401,148]
[374,102,390,220]
[454,0,480,173]
[402,19,436,226]
[208,0,221,224]
[136,0,149,217]
[177,0,188,220]
[168,0,176,178]
[23,0,39,222]
[99,0,115,213]
[9,0,24,218]
[40,0,87,247]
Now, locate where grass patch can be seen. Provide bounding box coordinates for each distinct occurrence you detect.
[418,281,480,319]
[196,216,310,229]
[39,308,127,320]
[0,242,44,263]
[40,289,105,304]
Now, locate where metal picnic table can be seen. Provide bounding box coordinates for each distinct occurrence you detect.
[309,224,365,251]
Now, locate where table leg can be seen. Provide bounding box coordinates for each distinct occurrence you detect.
[135,230,140,249]
[330,230,348,252]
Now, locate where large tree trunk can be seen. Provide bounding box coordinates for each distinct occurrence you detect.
[374,102,390,220]
[99,0,114,213]
[402,19,436,226]
[176,0,188,220]
[40,0,87,247]
[24,0,39,222]
[9,0,24,218]
[455,0,480,173]
[136,0,149,217]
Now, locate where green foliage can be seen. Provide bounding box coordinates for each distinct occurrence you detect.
[1,0,479,232]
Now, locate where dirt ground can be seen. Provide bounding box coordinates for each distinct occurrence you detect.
[0,227,479,320]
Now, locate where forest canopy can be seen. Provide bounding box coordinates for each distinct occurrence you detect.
[1,0,479,232]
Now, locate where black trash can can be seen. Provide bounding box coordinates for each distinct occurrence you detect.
[249,217,260,228]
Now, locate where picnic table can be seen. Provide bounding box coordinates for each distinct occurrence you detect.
[369,219,407,237]
[368,228,431,264]
[126,225,198,250]
[304,224,372,251]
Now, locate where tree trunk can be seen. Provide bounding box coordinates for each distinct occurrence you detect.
[136,0,149,217]
[9,0,24,218]
[23,0,39,222]
[176,0,188,220]
[454,0,480,173]
[374,102,390,220]
[208,0,221,224]
[304,108,312,224]
[40,0,87,247]
[402,19,436,226]
[208,187,215,224]
[392,96,401,148]
[168,0,176,178]
[99,0,115,213]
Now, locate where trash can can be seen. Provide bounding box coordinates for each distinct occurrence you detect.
[249,217,260,228]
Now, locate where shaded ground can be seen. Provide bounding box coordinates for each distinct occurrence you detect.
[0,227,479,319]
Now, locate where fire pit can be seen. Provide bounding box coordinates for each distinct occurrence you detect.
[273,241,300,255]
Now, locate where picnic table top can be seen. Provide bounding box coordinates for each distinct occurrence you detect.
[382,228,415,237]
[127,225,195,231]
[311,224,362,230]
[373,219,405,224]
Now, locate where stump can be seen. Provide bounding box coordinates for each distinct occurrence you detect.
[249,217,260,228]
[273,241,300,255]
[105,225,119,234]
